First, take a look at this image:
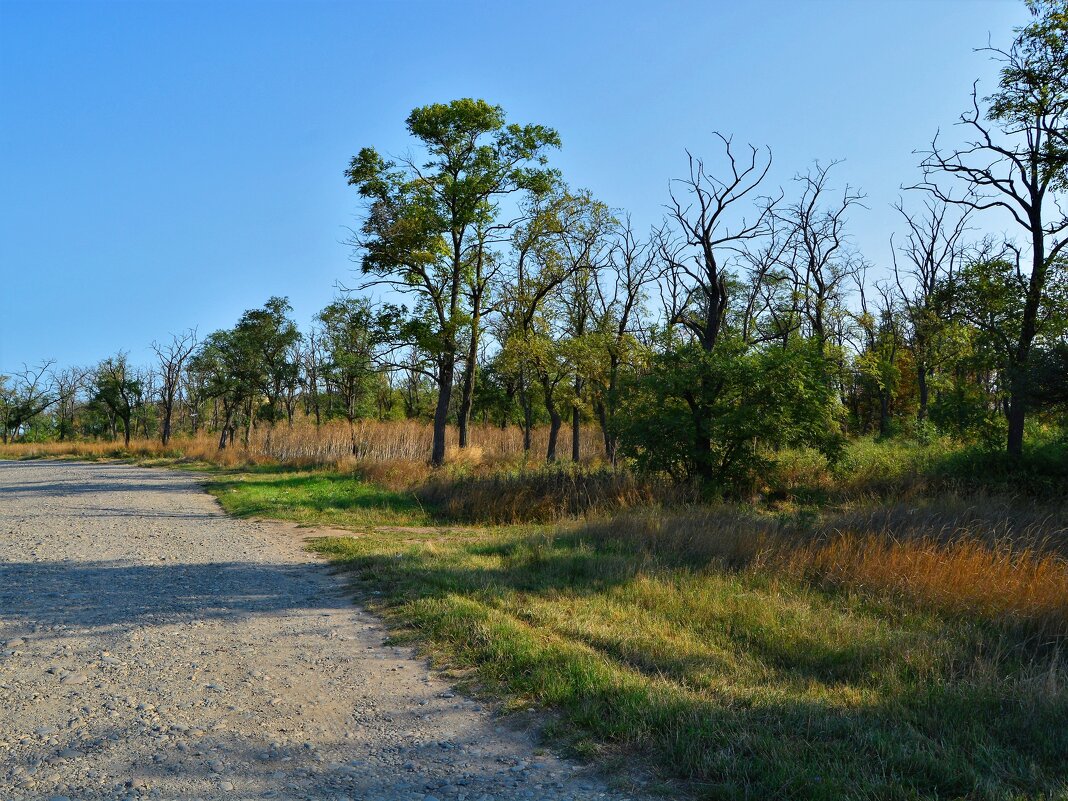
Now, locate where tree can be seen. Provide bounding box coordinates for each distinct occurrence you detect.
[92,354,140,446]
[241,297,300,429]
[659,135,779,481]
[916,0,1068,456]
[190,330,252,449]
[346,98,560,466]
[891,198,971,422]
[619,341,840,491]
[317,297,383,454]
[152,329,197,446]
[52,366,88,441]
[587,220,658,464]
[0,361,56,443]
[778,161,865,351]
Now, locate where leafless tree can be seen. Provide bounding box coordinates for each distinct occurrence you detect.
[662,135,779,353]
[911,3,1068,455]
[152,329,197,445]
[891,198,971,421]
[777,160,866,348]
[659,135,779,481]
[1,361,57,443]
[590,217,659,464]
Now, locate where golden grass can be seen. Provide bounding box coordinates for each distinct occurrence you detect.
[0,420,608,468]
[583,501,1068,637]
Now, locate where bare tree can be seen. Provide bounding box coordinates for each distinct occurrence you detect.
[1,361,57,443]
[52,365,89,441]
[659,135,778,481]
[662,135,779,353]
[892,198,971,421]
[913,2,1068,455]
[152,329,197,446]
[590,217,658,464]
[777,161,866,349]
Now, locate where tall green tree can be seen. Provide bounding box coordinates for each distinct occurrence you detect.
[346,98,560,466]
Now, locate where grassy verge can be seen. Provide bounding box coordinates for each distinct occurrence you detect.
[204,469,433,529]
[205,467,1068,801]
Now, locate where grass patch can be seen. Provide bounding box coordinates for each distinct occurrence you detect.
[204,466,1068,799]
[207,469,432,528]
[309,522,1067,800]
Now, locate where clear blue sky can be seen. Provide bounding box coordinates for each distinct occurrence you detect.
[0,0,1027,371]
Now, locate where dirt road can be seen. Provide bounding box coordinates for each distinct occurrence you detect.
[0,461,636,801]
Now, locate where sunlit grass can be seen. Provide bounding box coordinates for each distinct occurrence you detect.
[207,470,431,529]
[309,523,1067,800]
[199,467,1068,799]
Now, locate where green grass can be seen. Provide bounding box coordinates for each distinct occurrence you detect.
[205,467,1068,801]
[207,469,432,528]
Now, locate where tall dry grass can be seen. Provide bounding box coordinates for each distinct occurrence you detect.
[416,466,681,524]
[582,500,1068,637]
[0,420,608,468]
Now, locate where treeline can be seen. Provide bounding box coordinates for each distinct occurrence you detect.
[3,2,1067,490]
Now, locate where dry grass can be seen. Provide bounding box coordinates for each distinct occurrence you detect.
[582,500,1068,638]
[416,466,680,524]
[0,420,608,469]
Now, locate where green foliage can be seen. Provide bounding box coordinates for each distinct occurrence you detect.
[316,296,383,422]
[619,340,842,492]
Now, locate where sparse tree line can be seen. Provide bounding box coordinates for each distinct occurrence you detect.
[3,1,1066,489]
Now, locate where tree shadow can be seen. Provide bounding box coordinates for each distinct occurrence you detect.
[0,560,348,637]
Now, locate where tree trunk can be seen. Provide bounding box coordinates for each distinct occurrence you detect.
[543,376,561,463]
[1006,232,1047,458]
[430,354,455,467]
[916,362,929,423]
[161,402,172,446]
[571,376,582,463]
[519,372,533,452]
[457,311,480,449]
[596,400,616,465]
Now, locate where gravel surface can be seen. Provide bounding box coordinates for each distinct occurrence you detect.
[0,460,644,801]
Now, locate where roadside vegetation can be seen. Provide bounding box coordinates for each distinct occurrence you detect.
[3,3,1068,799]
[195,451,1066,801]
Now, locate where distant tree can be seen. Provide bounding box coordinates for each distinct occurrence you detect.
[316,296,383,454]
[52,366,88,441]
[346,98,560,466]
[915,0,1068,456]
[189,330,252,449]
[92,354,140,446]
[235,297,301,435]
[0,361,57,443]
[152,329,197,446]
[891,198,971,422]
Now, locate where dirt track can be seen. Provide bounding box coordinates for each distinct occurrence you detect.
[0,460,637,801]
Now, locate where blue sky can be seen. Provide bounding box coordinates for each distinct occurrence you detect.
[0,0,1027,371]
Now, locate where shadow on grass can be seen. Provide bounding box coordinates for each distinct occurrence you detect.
[312,528,1068,801]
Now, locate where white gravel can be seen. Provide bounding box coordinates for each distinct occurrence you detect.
[0,460,644,801]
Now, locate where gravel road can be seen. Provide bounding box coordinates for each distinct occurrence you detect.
[0,461,641,801]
